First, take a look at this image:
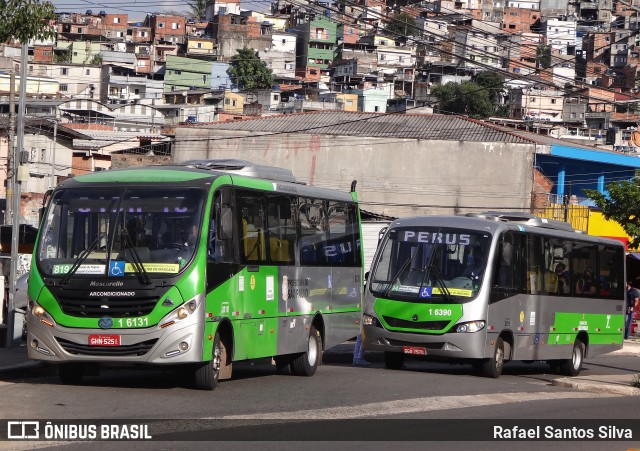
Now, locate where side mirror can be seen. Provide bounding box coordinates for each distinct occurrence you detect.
[378,227,387,243]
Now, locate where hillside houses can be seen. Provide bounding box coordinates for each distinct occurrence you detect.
[2,0,640,224]
[0,1,638,122]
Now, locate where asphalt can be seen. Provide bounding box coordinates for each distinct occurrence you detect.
[0,337,639,394]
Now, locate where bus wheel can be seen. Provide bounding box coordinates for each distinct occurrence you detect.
[291,326,322,376]
[482,337,504,378]
[194,332,225,390]
[58,363,85,385]
[560,339,585,377]
[384,352,404,370]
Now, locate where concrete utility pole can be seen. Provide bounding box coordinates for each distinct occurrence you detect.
[50,119,57,188]
[6,43,28,348]
[5,71,15,225]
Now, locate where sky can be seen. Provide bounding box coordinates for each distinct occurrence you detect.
[49,0,271,20]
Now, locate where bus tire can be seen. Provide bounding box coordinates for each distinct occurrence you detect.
[274,355,292,375]
[58,363,85,385]
[560,339,585,377]
[482,337,504,378]
[290,326,321,377]
[194,332,225,390]
[384,352,404,370]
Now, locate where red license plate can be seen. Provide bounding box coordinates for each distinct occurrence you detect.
[402,346,427,355]
[88,335,121,346]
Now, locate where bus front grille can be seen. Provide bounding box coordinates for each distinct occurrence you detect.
[382,316,450,331]
[57,296,158,318]
[56,337,157,356]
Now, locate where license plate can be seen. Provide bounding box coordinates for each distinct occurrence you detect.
[402,346,427,355]
[88,335,121,346]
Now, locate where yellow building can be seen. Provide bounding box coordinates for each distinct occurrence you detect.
[0,74,59,95]
[222,91,244,114]
[539,204,636,251]
[186,37,216,56]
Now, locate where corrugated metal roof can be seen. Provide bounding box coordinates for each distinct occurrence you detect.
[196,112,534,143]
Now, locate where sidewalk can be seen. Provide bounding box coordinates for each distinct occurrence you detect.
[0,338,639,392]
[551,337,640,395]
[0,341,55,379]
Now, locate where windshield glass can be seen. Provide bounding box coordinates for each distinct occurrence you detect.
[369,227,492,302]
[37,187,205,278]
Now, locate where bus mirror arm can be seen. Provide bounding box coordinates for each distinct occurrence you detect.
[220,207,233,240]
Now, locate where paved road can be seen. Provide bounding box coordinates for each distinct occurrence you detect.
[0,345,640,451]
[0,348,639,450]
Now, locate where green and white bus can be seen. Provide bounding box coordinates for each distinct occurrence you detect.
[27,160,363,389]
[362,212,625,378]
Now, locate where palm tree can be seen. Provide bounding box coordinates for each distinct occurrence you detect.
[187,0,207,21]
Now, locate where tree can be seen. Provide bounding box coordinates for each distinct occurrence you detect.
[536,44,552,69]
[584,180,640,248]
[431,81,494,119]
[228,48,274,91]
[0,0,56,43]
[187,0,207,20]
[383,12,418,40]
[475,71,504,105]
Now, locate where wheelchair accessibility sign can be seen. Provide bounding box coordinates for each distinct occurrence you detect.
[109,261,125,277]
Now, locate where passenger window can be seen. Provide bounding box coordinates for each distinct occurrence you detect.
[298,198,328,265]
[238,192,267,263]
[599,245,624,298]
[572,243,598,296]
[549,238,571,296]
[266,195,294,264]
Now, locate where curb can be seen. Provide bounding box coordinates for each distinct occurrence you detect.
[552,376,640,396]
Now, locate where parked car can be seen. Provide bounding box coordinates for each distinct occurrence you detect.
[15,271,28,311]
[14,272,29,338]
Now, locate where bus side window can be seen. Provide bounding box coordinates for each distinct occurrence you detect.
[298,198,328,266]
[496,233,514,287]
[238,192,267,263]
[266,195,294,264]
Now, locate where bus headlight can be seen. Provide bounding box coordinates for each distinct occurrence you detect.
[32,305,46,317]
[159,299,200,329]
[177,307,189,319]
[455,321,486,333]
[362,314,381,327]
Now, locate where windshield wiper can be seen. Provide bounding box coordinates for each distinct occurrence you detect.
[383,254,415,298]
[121,229,152,285]
[424,264,454,303]
[60,232,106,285]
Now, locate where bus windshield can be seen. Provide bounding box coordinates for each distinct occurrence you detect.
[37,187,205,278]
[369,227,491,302]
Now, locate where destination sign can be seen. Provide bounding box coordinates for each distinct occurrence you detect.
[399,231,471,245]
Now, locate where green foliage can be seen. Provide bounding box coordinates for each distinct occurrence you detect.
[494,102,512,117]
[584,179,640,248]
[431,81,494,119]
[90,54,102,66]
[53,50,70,63]
[475,71,504,105]
[0,0,56,43]
[383,12,418,39]
[536,44,552,69]
[187,0,207,20]
[228,48,274,91]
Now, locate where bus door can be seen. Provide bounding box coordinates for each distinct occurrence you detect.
[236,190,273,359]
